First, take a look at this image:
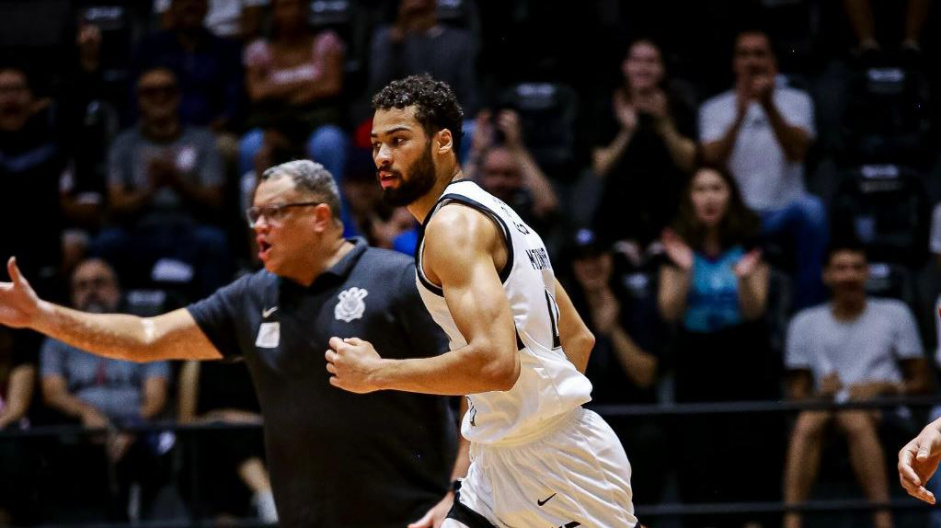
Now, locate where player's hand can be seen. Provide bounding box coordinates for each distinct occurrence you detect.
[899,421,941,504]
[408,491,454,528]
[325,337,384,394]
[0,257,43,329]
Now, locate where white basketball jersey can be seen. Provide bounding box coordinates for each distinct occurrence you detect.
[415,180,593,445]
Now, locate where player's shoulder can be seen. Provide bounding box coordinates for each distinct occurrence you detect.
[426,202,498,248]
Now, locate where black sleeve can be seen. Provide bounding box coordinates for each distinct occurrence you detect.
[186,275,252,360]
[392,263,449,359]
[11,329,39,369]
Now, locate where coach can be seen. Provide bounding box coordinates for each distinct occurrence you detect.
[0,160,459,528]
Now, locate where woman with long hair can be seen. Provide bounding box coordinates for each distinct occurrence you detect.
[659,164,782,528]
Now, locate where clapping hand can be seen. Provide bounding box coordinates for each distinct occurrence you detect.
[733,248,763,278]
[662,230,693,271]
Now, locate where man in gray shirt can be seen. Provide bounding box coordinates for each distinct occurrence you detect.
[92,66,229,296]
[782,242,931,528]
[41,259,171,427]
[40,258,171,521]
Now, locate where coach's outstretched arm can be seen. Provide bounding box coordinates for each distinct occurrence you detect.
[0,258,222,363]
[327,206,521,395]
[899,418,941,504]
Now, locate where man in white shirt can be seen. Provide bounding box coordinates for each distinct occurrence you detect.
[782,242,931,528]
[700,29,827,310]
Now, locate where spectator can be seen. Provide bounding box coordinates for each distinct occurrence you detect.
[93,66,230,296]
[591,38,696,254]
[699,28,827,310]
[178,360,276,523]
[368,0,479,155]
[658,164,781,527]
[782,242,931,528]
[40,258,172,521]
[156,0,268,41]
[467,109,560,234]
[0,66,65,284]
[362,206,417,251]
[844,0,932,59]
[60,23,119,274]
[0,328,38,525]
[138,0,244,136]
[370,0,479,115]
[240,0,347,182]
[562,228,667,507]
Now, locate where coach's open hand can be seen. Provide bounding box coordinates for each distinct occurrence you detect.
[326,337,385,393]
[0,257,43,329]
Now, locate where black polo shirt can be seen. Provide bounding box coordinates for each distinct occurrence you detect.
[187,239,457,528]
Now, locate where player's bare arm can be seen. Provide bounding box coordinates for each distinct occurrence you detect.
[0,257,221,362]
[899,418,941,504]
[326,205,521,395]
[554,279,593,374]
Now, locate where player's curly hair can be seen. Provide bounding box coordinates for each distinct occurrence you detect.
[372,74,464,151]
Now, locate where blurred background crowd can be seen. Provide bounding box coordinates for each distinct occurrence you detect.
[4,0,941,527]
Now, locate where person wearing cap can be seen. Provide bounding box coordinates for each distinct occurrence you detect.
[0,160,463,528]
[561,228,667,506]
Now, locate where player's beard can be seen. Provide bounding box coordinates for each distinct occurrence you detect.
[380,143,437,207]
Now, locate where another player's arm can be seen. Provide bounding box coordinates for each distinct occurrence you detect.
[554,279,593,374]
[0,258,222,363]
[899,417,941,504]
[328,207,520,395]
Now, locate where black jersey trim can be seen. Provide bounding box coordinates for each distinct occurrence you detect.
[415,186,515,298]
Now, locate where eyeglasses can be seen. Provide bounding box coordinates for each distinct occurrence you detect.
[246,201,322,227]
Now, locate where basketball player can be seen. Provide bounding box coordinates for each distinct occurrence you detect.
[326,75,640,527]
[899,417,941,504]
[0,160,462,528]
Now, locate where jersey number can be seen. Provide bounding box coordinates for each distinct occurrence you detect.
[544,290,561,349]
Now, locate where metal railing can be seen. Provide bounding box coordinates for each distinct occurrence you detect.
[1,395,939,526]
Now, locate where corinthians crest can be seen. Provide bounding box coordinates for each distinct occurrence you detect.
[335,287,368,322]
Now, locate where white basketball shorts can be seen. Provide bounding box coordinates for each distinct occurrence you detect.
[443,407,640,528]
